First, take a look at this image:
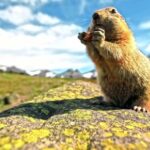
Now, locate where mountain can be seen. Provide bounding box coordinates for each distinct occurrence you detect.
[0,65,96,79]
[27,70,56,78]
[82,69,97,79]
[56,69,82,78]
[6,66,27,75]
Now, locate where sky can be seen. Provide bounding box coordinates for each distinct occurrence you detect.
[0,0,150,73]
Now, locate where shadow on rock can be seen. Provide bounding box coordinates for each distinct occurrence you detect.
[0,97,118,120]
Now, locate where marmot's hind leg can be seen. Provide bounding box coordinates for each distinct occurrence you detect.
[133,106,148,112]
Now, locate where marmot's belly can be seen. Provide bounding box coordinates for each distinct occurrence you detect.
[100,77,145,107]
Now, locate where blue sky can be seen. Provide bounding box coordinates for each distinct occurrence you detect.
[0,0,150,73]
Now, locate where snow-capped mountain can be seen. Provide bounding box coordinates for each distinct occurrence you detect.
[0,65,96,79]
[27,70,56,77]
[56,69,82,78]
[82,70,97,79]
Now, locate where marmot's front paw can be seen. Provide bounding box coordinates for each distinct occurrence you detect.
[92,27,105,47]
[78,32,92,44]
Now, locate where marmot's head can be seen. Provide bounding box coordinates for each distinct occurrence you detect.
[89,7,132,42]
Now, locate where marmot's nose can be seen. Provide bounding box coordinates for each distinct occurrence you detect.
[92,13,99,20]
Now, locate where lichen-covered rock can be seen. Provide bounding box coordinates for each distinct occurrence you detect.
[0,81,150,150]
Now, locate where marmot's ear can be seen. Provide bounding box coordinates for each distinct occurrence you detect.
[111,8,117,14]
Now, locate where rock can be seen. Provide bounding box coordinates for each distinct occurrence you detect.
[0,81,150,150]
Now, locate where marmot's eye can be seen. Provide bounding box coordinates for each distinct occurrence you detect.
[111,8,117,14]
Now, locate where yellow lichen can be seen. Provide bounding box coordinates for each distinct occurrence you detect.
[0,136,10,145]
[103,132,113,137]
[65,138,73,144]
[63,129,75,136]
[125,120,147,128]
[42,148,56,150]
[77,130,90,141]
[126,125,135,130]
[101,139,125,150]
[0,123,7,129]
[105,115,116,120]
[73,109,92,120]
[111,128,128,137]
[12,139,25,149]
[24,116,36,123]
[126,141,148,150]
[76,142,89,150]
[2,143,12,150]
[99,122,109,130]
[21,129,50,143]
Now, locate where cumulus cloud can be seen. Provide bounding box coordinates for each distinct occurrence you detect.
[0,1,93,71]
[17,24,44,33]
[0,53,93,71]
[0,5,61,25]
[0,0,48,7]
[36,12,60,25]
[0,6,33,25]
[0,22,89,70]
[139,21,150,30]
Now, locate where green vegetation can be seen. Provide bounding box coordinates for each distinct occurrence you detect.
[0,72,76,111]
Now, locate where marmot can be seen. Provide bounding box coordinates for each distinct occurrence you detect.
[78,7,150,112]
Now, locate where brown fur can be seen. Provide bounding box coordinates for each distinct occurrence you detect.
[78,7,150,112]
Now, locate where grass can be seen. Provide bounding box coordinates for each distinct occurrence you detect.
[0,72,76,111]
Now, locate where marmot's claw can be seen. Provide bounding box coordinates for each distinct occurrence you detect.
[133,106,148,113]
[92,30,105,43]
[94,27,105,33]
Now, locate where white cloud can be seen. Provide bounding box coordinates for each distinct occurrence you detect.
[0,54,93,71]
[139,21,150,30]
[36,12,60,25]
[17,24,44,33]
[136,36,150,55]
[1,0,63,7]
[0,23,89,71]
[3,0,48,6]
[0,5,61,25]
[143,44,150,54]
[0,6,33,25]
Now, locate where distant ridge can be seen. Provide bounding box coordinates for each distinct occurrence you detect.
[0,65,96,79]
